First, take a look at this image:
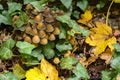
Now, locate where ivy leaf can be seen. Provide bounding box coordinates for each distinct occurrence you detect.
[113,44,120,52]
[16,12,29,28]
[0,13,12,25]
[96,0,105,10]
[73,10,80,19]
[7,2,22,14]
[23,0,35,4]
[59,24,67,39]
[30,0,47,11]
[0,47,13,60]
[43,41,55,49]
[13,64,26,80]
[60,0,72,9]
[31,47,44,60]
[73,63,90,79]
[43,48,55,59]
[56,13,89,36]
[77,0,88,11]
[0,38,15,60]
[110,56,120,71]
[60,57,78,69]
[0,4,3,10]
[26,56,39,66]
[102,70,112,80]
[56,40,72,52]
[0,72,19,80]
[2,38,15,49]
[16,41,35,55]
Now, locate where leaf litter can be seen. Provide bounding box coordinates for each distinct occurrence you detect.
[0,0,120,80]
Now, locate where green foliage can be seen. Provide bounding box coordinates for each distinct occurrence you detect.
[15,12,29,28]
[102,70,113,80]
[31,47,44,61]
[110,56,120,71]
[7,2,22,14]
[73,63,90,79]
[59,24,67,39]
[26,56,39,65]
[56,39,72,52]
[96,0,106,10]
[2,38,15,49]
[101,70,118,80]
[0,47,12,60]
[73,11,80,19]
[113,44,120,52]
[0,4,3,10]
[60,0,72,9]
[30,0,47,12]
[77,0,88,11]
[0,38,15,60]
[60,56,78,69]
[0,2,22,25]
[13,64,26,80]
[43,48,55,59]
[0,12,12,25]
[0,72,19,80]
[16,41,35,55]
[42,42,55,59]
[56,13,89,36]
[23,0,36,4]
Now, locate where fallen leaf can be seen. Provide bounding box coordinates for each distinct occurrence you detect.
[100,48,112,64]
[40,58,58,80]
[25,67,47,80]
[87,54,98,66]
[85,22,116,54]
[13,64,26,80]
[79,54,98,67]
[77,10,92,23]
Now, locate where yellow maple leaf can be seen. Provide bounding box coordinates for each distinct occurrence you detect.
[78,10,92,23]
[25,67,47,80]
[40,58,58,80]
[25,58,58,80]
[85,22,116,54]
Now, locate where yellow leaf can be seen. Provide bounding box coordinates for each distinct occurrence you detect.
[107,36,116,51]
[94,40,108,54]
[113,0,120,3]
[13,64,26,80]
[85,22,116,54]
[78,10,92,23]
[25,67,47,80]
[91,22,112,35]
[40,58,58,80]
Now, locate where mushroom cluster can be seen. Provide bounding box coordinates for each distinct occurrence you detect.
[14,4,64,45]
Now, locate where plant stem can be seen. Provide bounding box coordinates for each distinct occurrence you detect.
[106,0,114,25]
